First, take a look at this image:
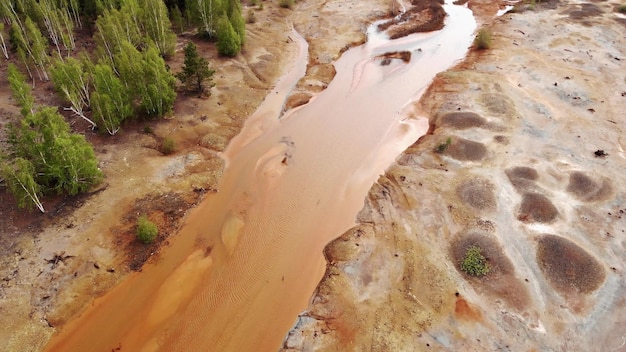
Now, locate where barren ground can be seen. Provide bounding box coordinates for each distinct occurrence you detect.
[1,0,625,351]
[283,0,626,350]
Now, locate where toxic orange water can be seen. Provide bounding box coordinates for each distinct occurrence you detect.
[45,4,476,352]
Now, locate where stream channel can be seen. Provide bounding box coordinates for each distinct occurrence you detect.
[45,2,476,351]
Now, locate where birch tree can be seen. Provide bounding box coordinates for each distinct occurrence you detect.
[0,23,9,59]
[7,63,34,116]
[139,43,176,116]
[0,158,45,212]
[91,63,132,135]
[139,0,176,57]
[11,16,50,81]
[8,108,103,196]
[50,57,96,128]
[95,8,142,70]
[187,0,225,37]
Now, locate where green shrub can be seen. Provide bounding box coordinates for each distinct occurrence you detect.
[435,137,452,153]
[618,4,626,13]
[474,28,492,50]
[461,246,490,276]
[136,215,158,244]
[161,137,176,154]
[279,0,294,8]
[216,15,242,57]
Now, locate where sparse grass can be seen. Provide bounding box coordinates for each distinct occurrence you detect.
[161,137,176,155]
[618,4,626,13]
[461,246,490,276]
[143,125,154,134]
[136,215,158,244]
[279,0,294,8]
[474,28,492,50]
[435,137,452,153]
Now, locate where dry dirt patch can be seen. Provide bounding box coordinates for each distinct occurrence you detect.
[536,234,606,294]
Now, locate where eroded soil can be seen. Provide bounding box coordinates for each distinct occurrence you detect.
[283,0,626,351]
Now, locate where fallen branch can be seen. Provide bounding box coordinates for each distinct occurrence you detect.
[45,251,75,269]
[64,107,97,129]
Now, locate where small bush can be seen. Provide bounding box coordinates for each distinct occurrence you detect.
[143,125,154,134]
[435,137,452,153]
[618,4,626,13]
[136,215,158,244]
[250,0,258,5]
[474,28,492,50]
[279,0,294,8]
[258,3,264,10]
[461,246,490,276]
[161,137,176,154]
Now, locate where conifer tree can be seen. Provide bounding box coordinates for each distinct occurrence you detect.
[176,41,215,93]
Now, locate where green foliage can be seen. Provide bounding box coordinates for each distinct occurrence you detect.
[474,28,492,50]
[435,137,452,153]
[0,23,7,60]
[619,4,626,13]
[279,0,294,9]
[0,158,44,212]
[50,57,91,115]
[186,0,226,37]
[229,3,246,45]
[9,108,103,195]
[139,43,177,116]
[7,63,34,116]
[115,41,176,117]
[160,137,176,154]
[136,215,158,244]
[176,42,216,93]
[5,65,102,205]
[461,246,490,276]
[10,15,50,81]
[95,7,142,68]
[170,5,185,34]
[216,15,240,57]
[36,0,76,55]
[139,0,177,57]
[91,63,132,134]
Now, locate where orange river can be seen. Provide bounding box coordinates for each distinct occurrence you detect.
[44,4,476,352]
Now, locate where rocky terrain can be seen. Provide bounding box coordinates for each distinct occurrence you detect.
[283,1,626,351]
